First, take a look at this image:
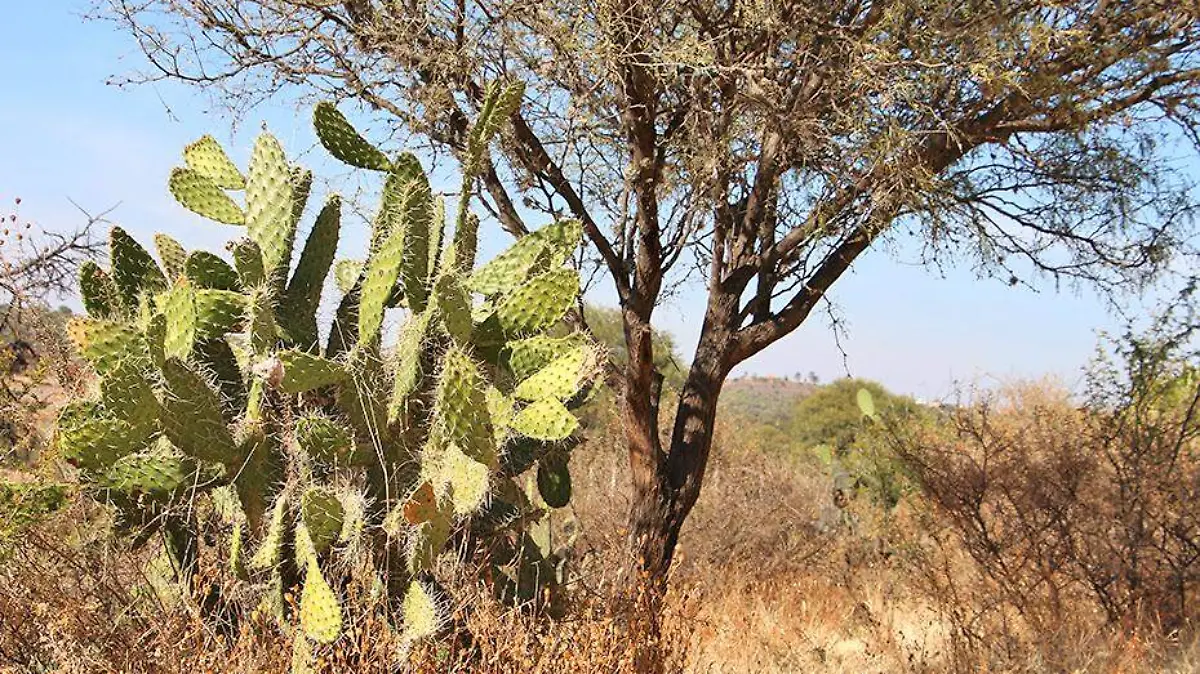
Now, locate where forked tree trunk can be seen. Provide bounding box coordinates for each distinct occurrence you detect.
[622,291,739,671]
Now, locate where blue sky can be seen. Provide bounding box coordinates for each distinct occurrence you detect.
[0,3,1159,400]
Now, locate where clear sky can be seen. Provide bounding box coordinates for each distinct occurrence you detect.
[0,3,1159,400]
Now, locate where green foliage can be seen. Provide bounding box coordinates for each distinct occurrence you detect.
[789,378,918,509]
[56,82,595,647]
[790,379,909,453]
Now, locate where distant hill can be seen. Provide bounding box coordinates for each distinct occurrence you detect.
[719,376,817,427]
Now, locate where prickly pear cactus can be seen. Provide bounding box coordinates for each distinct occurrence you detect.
[57,81,598,651]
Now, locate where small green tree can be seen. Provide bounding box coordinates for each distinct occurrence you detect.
[794,379,918,509]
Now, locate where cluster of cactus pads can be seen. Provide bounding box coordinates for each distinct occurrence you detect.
[56,82,598,659]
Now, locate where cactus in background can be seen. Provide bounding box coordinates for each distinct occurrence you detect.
[57,82,596,652]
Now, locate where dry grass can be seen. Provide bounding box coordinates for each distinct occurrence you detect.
[4,385,1200,673]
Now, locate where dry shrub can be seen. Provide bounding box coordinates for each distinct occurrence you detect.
[889,359,1200,667]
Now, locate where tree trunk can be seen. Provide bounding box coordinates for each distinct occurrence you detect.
[622,292,737,671]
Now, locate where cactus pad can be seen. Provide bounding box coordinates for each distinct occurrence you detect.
[184,135,245,190]
[227,238,266,287]
[511,398,578,441]
[110,227,167,307]
[245,132,295,278]
[296,416,354,467]
[433,273,473,343]
[300,487,344,555]
[101,440,194,495]
[154,234,188,280]
[170,167,246,225]
[299,563,343,644]
[184,251,241,291]
[162,279,197,360]
[536,455,572,508]
[470,219,582,295]
[333,259,362,294]
[495,269,579,336]
[435,348,496,466]
[513,344,591,401]
[443,445,491,515]
[79,261,121,319]
[194,289,248,339]
[313,102,393,172]
[160,358,239,466]
[67,318,149,374]
[402,581,442,641]
[250,491,290,569]
[278,350,346,393]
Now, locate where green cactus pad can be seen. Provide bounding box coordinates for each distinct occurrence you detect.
[194,337,245,410]
[486,387,515,446]
[291,631,316,674]
[282,195,340,348]
[435,348,496,467]
[160,358,239,466]
[495,269,579,336]
[402,581,442,641]
[313,102,393,172]
[247,287,278,356]
[468,81,525,161]
[56,412,145,473]
[506,333,588,381]
[444,444,491,515]
[110,227,167,308]
[357,180,415,345]
[169,167,247,225]
[184,251,241,290]
[301,487,344,555]
[513,344,590,401]
[511,398,578,441]
[333,353,389,439]
[387,309,432,424]
[162,278,197,360]
[229,518,246,577]
[398,173,433,312]
[67,318,150,374]
[183,135,245,189]
[432,273,473,343]
[100,440,195,495]
[227,238,266,287]
[429,194,446,271]
[295,416,354,467]
[144,313,166,368]
[333,259,362,294]
[536,455,572,508]
[250,491,290,570]
[278,349,346,393]
[154,234,188,281]
[470,219,582,295]
[79,261,121,319]
[245,132,296,278]
[299,563,343,644]
[194,289,248,339]
[100,359,161,437]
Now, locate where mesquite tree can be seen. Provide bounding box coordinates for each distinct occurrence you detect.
[103,0,1200,593]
